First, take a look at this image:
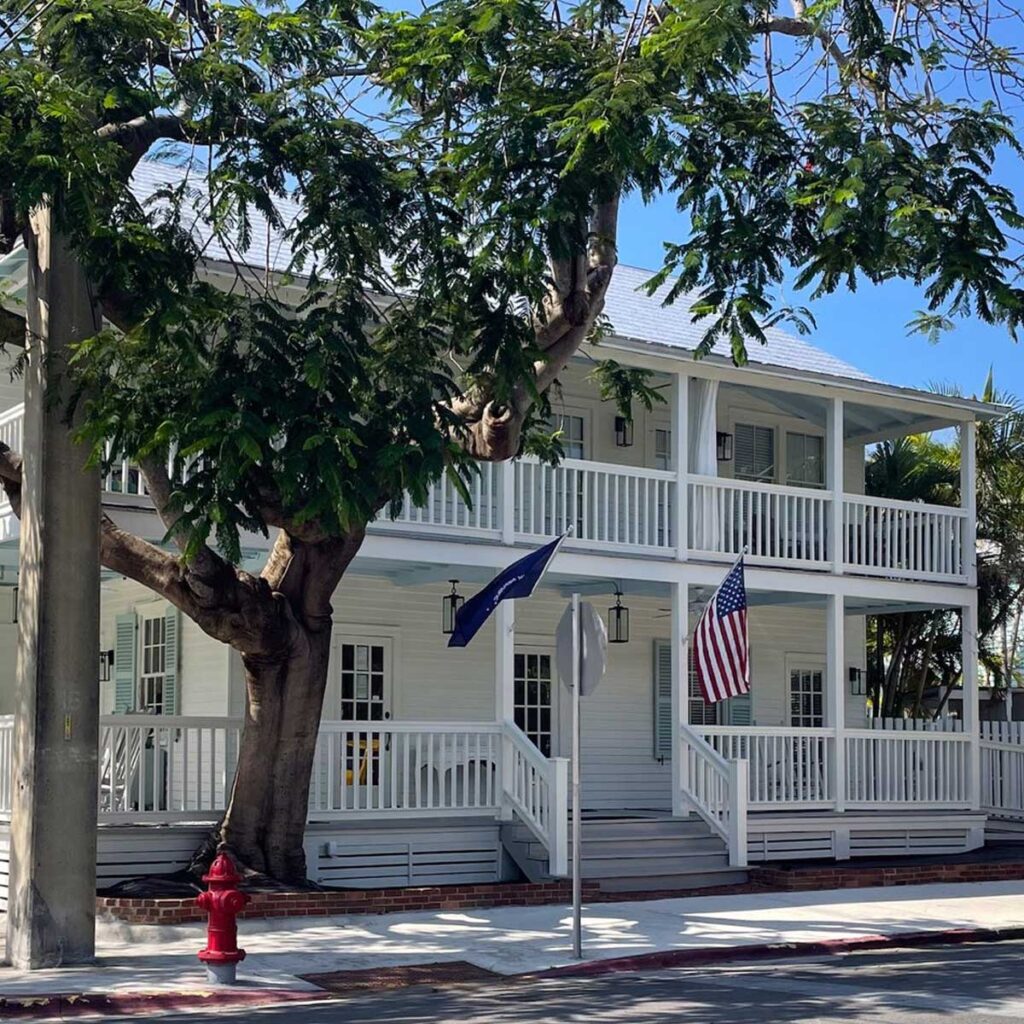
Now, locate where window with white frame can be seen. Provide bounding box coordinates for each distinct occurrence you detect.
[789,666,824,727]
[688,648,719,726]
[653,428,672,471]
[734,423,775,482]
[548,413,585,459]
[138,614,167,713]
[786,432,825,488]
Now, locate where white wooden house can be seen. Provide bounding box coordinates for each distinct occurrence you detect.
[1,160,1023,905]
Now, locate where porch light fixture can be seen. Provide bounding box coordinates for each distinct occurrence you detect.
[608,588,630,644]
[849,666,867,696]
[614,415,634,448]
[442,579,464,635]
[99,649,114,683]
[716,431,734,462]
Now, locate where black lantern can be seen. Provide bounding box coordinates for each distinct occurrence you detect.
[716,431,734,461]
[442,579,464,635]
[614,415,634,448]
[849,666,867,696]
[608,588,630,644]
[99,649,114,683]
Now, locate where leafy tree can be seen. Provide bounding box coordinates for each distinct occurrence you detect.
[866,376,1024,719]
[1,0,1023,880]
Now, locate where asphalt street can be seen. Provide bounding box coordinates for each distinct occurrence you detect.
[135,939,1024,1023]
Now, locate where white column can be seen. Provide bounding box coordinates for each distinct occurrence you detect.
[827,396,845,575]
[826,593,846,812]
[963,594,981,809]
[499,461,515,546]
[671,580,688,815]
[673,373,689,561]
[495,599,516,818]
[961,419,977,586]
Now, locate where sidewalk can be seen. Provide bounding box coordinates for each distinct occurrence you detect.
[1,880,1024,1004]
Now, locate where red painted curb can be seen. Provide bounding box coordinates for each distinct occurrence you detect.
[529,925,1024,978]
[0,987,333,1019]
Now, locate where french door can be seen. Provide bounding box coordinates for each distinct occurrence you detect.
[336,637,393,792]
[514,649,555,757]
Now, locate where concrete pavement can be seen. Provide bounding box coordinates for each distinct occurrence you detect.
[1,880,1023,1004]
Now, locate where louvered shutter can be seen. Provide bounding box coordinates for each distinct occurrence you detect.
[735,424,775,481]
[726,691,753,725]
[163,604,180,715]
[653,640,674,759]
[114,612,137,712]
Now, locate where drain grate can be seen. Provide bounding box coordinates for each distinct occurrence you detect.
[301,961,501,993]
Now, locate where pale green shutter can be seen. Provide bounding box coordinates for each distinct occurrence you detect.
[726,692,752,725]
[163,604,180,715]
[114,612,137,712]
[653,640,674,760]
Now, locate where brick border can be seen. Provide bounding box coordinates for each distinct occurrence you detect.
[96,858,1024,925]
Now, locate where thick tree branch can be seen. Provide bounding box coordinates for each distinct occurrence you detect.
[95,113,188,164]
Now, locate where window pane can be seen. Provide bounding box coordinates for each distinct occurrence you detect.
[735,424,775,481]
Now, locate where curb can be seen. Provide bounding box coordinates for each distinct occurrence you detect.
[529,925,1024,979]
[0,987,333,1019]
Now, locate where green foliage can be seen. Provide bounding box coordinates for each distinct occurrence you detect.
[1,0,1022,561]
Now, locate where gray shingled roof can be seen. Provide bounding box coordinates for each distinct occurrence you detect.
[132,161,871,382]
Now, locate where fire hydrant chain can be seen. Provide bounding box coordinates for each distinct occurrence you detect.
[197,851,250,985]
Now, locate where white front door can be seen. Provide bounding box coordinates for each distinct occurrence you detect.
[337,637,393,722]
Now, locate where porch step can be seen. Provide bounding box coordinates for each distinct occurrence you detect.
[500,815,747,894]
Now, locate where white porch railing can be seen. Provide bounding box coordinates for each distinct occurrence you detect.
[843,495,967,582]
[376,464,501,538]
[2,715,569,872]
[981,721,1024,819]
[98,716,241,822]
[679,724,747,866]
[309,721,503,817]
[0,714,12,821]
[845,727,971,807]
[504,722,569,876]
[515,457,676,554]
[687,476,830,566]
[702,727,835,808]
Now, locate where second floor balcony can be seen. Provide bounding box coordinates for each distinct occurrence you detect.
[0,399,971,585]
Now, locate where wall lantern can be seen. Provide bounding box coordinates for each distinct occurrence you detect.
[99,649,115,683]
[614,415,634,448]
[442,579,464,635]
[849,666,867,696]
[716,431,734,462]
[608,588,630,644]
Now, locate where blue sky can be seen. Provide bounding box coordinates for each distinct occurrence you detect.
[615,187,1023,401]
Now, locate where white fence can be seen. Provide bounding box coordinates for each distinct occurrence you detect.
[687,476,831,566]
[378,464,500,538]
[981,721,1024,819]
[845,728,971,807]
[843,495,967,582]
[702,727,835,807]
[515,458,675,553]
[679,725,747,866]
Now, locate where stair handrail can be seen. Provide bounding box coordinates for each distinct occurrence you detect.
[501,722,569,877]
[679,724,748,868]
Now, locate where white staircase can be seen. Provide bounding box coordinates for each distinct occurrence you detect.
[501,814,748,893]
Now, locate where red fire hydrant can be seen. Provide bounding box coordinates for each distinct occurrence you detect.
[197,851,250,985]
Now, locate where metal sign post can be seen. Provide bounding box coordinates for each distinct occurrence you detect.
[570,592,582,959]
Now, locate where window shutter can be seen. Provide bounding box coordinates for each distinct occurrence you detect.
[726,692,752,725]
[163,604,180,716]
[114,612,137,712]
[653,640,674,760]
[735,424,775,481]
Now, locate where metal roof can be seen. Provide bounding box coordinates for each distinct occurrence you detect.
[0,160,1008,420]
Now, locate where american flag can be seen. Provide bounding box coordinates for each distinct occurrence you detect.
[693,557,749,703]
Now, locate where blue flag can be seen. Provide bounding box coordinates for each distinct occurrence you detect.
[447,534,568,648]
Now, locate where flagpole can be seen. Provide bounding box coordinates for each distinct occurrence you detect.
[571,591,582,960]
